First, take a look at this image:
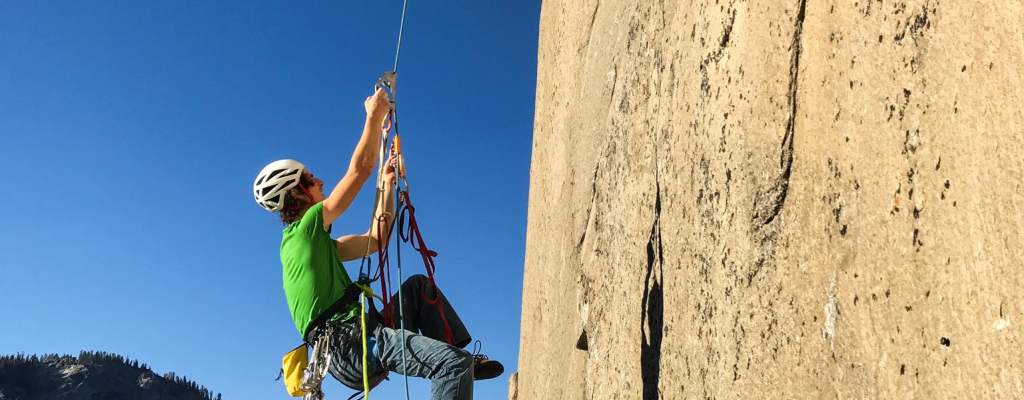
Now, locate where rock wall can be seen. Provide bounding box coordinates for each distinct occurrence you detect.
[516,0,1023,398]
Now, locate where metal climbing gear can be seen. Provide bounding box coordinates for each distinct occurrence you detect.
[300,324,334,400]
[376,71,398,105]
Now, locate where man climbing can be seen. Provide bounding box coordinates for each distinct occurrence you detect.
[254,88,503,400]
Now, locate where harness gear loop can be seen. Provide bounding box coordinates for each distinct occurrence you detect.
[300,323,333,400]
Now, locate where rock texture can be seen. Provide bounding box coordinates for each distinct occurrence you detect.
[517,0,1023,398]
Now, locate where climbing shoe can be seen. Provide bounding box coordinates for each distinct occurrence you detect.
[470,341,504,381]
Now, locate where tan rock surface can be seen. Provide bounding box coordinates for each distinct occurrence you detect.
[517,0,1023,398]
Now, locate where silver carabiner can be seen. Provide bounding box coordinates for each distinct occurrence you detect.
[300,324,333,399]
[375,71,397,105]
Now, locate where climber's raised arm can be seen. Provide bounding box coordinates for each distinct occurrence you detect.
[321,88,391,228]
[334,152,398,262]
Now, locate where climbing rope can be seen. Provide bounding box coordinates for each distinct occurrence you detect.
[374,2,415,396]
[392,0,409,73]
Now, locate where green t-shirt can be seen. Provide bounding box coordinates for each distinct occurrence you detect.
[281,202,359,337]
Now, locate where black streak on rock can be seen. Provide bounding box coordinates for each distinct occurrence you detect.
[753,0,805,226]
[641,178,664,400]
[699,9,737,97]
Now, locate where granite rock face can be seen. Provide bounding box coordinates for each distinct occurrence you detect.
[517,0,1023,398]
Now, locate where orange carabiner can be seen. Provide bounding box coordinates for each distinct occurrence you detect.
[390,137,406,178]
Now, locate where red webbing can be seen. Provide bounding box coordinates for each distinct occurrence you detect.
[399,190,455,345]
[373,214,395,328]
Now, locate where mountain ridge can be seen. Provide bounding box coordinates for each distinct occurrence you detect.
[0,351,220,400]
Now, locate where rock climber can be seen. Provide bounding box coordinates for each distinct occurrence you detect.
[253,88,503,400]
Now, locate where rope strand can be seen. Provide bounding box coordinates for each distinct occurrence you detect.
[358,2,412,399]
[393,0,410,73]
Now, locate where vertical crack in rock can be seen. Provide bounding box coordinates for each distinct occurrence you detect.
[577,142,611,253]
[641,174,665,400]
[581,0,602,53]
[753,0,806,226]
[577,163,600,252]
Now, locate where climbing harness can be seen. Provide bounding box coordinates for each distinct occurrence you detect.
[280,281,377,399]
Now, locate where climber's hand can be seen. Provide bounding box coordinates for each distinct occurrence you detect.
[365,88,391,119]
[382,151,398,188]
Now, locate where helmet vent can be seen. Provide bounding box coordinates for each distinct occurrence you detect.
[253,159,305,212]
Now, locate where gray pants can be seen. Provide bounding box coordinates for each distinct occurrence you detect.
[328,274,474,400]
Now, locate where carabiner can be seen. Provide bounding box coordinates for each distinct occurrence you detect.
[398,176,410,194]
[375,71,397,105]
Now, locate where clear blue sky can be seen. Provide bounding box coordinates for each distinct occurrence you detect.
[0,2,539,399]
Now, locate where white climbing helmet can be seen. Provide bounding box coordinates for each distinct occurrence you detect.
[254,159,305,212]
